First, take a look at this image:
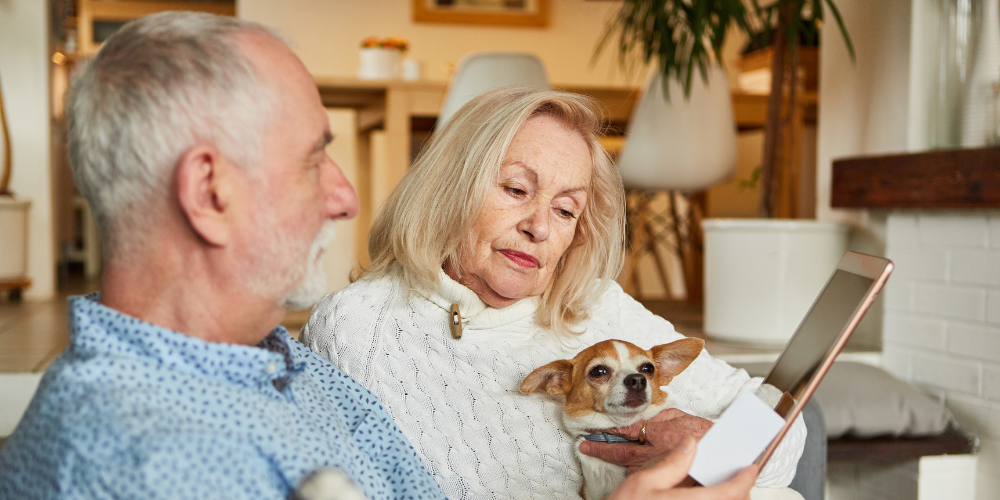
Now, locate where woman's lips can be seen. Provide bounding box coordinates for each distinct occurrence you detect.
[499,249,539,268]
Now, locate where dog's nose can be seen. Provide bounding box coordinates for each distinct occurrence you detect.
[624,374,646,392]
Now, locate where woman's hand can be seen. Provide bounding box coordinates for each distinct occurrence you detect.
[605,436,757,500]
[579,408,713,474]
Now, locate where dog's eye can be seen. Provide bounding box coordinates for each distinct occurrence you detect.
[639,363,655,374]
[588,365,609,377]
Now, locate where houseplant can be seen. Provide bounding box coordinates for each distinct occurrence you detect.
[751,0,853,218]
[596,0,853,212]
[597,0,856,343]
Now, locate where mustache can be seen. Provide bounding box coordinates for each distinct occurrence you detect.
[312,221,338,250]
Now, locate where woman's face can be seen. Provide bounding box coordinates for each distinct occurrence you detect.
[448,114,592,308]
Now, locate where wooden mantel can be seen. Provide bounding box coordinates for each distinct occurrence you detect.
[831,146,1000,209]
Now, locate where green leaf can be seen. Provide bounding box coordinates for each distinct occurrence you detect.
[591,0,853,101]
[824,0,855,62]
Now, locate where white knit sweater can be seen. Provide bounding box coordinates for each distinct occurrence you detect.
[303,272,805,500]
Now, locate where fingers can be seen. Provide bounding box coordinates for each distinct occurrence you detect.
[606,438,759,500]
[701,464,759,500]
[627,436,697,488]
[591,409,702,442]
[578,441,658,467]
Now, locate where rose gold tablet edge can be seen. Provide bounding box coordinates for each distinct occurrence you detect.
[754,255,894,468]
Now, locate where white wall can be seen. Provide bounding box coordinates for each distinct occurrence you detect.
[882,212,1000,500]
[816,0,912,225]
[815,0,914,348]
[239,0,640,86]
[0,0,54,299]
[321,109,359,292]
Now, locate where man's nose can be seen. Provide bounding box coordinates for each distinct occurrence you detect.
[518,203,550,241]
[323,157,359,220]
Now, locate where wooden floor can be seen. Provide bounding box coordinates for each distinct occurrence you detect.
[0,278,96,373]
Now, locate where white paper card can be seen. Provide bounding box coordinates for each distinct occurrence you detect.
[688,391,786,486]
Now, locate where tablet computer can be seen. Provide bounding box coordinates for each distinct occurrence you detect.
[755,251,894,467]
[689,252,893,486]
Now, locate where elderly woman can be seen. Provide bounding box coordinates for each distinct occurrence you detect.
[302,87,805,499]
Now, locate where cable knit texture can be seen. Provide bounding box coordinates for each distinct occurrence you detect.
[303,271,806,499]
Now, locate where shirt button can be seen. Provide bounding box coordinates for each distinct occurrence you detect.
[264,360,279,375]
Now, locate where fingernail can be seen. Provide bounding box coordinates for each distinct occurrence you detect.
[579,441,590,454]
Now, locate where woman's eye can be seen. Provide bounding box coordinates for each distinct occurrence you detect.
[639,363,655,374]
[504,186,526,197]
[556,208,576,220]
[588,365,609,377]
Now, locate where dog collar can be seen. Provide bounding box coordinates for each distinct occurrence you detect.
[580,432,639,444]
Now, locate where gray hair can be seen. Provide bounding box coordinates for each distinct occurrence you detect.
[364,86,626,335]
[67,11,285,258]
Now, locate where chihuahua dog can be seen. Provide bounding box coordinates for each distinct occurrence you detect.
[520,338,704,500]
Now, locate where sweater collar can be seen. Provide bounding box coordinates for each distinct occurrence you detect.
[417,270,540,330]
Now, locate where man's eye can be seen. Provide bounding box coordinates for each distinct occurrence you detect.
[588,365,609,377]
[639,363,655,374]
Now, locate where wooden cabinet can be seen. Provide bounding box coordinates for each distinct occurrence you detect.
[70,0,236,55]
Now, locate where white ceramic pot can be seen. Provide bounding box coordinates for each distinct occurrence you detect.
[357,48,401,79]
[702,219,849,345]
[0,197,31,280]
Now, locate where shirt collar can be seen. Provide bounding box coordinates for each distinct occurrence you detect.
[414,270,540,330]
[69,293,300,391]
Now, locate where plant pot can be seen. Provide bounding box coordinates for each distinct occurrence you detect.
[0,197,31,280]
[357,48,401,79]
[702,218,848,345]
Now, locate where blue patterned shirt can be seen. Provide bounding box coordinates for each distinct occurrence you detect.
[0,294,445,500]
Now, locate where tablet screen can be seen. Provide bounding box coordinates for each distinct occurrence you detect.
[763,269,876,398]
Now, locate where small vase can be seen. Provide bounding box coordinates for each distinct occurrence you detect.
[961,0,1000,146]
[929,0,982,148]
[357,48,401,80]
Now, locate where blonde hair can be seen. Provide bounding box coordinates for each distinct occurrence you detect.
[363,86,625,335]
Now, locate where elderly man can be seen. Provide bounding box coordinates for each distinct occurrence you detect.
[0,12,756,500]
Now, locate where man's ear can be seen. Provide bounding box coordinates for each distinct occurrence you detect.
[175,145,238,247]
[651,338,705,378]
[520,359,574,397]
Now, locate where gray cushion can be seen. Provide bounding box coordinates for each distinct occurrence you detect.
[733,361,955,438]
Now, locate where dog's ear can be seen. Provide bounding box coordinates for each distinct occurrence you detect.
[519,360,574,396]
[651,338,705,378]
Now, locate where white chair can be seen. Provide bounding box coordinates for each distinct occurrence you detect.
[435,52,550,131]
[616,67,737,301]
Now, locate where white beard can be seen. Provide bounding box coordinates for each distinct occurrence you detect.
[244,200,337,311]
[279,221,336,310]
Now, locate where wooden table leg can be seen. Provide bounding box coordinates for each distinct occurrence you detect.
[383,88,412,210]
[682,192,706,304]
[354,121,373,271]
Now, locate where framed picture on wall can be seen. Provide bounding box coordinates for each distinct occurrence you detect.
[412,0,549,28]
